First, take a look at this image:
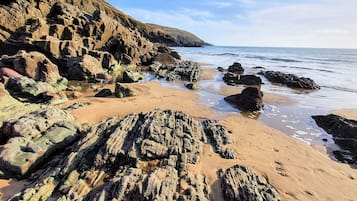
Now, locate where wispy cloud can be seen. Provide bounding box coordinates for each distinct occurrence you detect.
[206,1,233,8]
[120,0,357,48]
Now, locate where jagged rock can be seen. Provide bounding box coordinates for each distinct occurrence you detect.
[94,88,112,97]
[170,51,181,60]
[166,61,201,82]
[260,71,320,90]
[9,109,210,200]
[120,71,145,83]
[312,114,357,165]
[66,54,105,81]
[225,87,264,112]
[223,73,262,86]
[0,51,62,84]
[221,165,280,201]
[0,108,80,178]
[64,102,91,111]
[154,53,177,65]
[228,62,244,74]
[114,82,135,98]
[5,76,68,103]
[217,67,225,72]
[185,82,199,90]
[0,67,23,79]
[149,62,162,73]
[202,120,236,159]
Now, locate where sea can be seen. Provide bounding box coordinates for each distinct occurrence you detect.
[167,46,357,149]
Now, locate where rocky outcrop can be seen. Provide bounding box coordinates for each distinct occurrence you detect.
[202,120,237,159]
[228,62,244,74]
[7,110,213,200]
[312,114,357,165]
[225,87,264,112]
[223,74,262,86]
[1,50,62,84]
[260,71,320,90]
[114,82,135,98]
[120,71,145,83]
[0,108,80,178]
[221,165,280,201]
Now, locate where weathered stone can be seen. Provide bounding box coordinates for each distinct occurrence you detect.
[260,71,320,90]
[221,165,281,201]
[120,71,145,83]
[94,88,112,97]
[185,82,200,90]
[154,53,177,65]
[165,61,201,82]
[0,67,23,79]
[228,62,244,74]
[223,73,262,86]
[66,54,104,81]
[114,82,135,98]
[225,87,264,112]
[312,114,357,165]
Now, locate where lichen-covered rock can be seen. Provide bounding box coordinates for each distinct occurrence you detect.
[9,109,211,201]
[225,87,264,112]
[202,120,237,159]
[114,82,135,98]
[165,61,201,82]
[312,114,357,165]
[0,109,80,178]
[221,165,281,201]
[260,71,320,90]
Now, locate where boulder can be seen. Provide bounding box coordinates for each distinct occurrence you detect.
[0,51,62,84]
[154,53,177,65]
[166,61,201,82]
[260,71,320,90]
[121,71,145,83]
[94,88,113,97]
[221,165,280,201]
[223,73,262,86]
[228,62,244,74]
[114,82,135,98]
[184,82,200,90]
[224,87,264,112]
[0,67,23,79]
[170,51,181,60]
[312,114,357,165]
[66,54,104,81]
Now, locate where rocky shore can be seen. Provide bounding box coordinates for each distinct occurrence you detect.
[0,0,357,201]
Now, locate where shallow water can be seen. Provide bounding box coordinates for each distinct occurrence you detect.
[171,46,357,148]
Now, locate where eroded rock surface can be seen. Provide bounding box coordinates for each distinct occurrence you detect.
[221,165,281,201]
[313,114,357,164]
[260,71,320,90]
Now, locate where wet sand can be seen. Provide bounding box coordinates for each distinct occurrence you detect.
[1,81,357,200]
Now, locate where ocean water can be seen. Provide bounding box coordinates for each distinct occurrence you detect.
[172,46,357,147]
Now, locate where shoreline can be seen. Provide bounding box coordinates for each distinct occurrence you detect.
[2,81,356,200]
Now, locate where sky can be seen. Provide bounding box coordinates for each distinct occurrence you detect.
[107,0,357,49]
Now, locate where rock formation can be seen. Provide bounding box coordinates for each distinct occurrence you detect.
[260,71,320,90]
[223,62,262,86]
[313,114,357,165]
[224,87,264,112]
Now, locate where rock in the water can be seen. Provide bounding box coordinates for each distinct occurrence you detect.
[228,62,244,74]
[94,88,113,97]
[185,82,200,90]
[260,71,319,90]
[0,51,62,84]
[114,82,135,98]
[165,61,201,82]
[202,120,236,159]
[312,114,357,164]
[9,109,210,201]
[221,165,280,201]
[224,87,264,112]
[217,66,225,72]
[223,73,262,86]
[120,70,145,83]
[0,108,80,178]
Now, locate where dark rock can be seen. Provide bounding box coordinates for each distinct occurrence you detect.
[0,108,80,178]
[221,165,280,201]
[170,51,181,60]
[185,82,199,90]
[260,71,320,90]
[224,87,264,112]
[217,67,225,72]
[121,71,144,83]
[154,53,177,65]
[228,62,244,74]
[165,61,201,82]
[312,114,357,164]
[9,110,210,200]
[114,82,135,98]
[223,73,262,86]
[94,88,112,97]
[202,120,236,159]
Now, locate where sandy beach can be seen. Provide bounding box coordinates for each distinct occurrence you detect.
[2,81,355,200]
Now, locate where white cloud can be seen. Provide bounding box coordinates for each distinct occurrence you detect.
[207,1,233,8]
[122,0,357,48]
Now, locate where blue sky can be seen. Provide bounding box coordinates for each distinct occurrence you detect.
[108,0,357,48]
